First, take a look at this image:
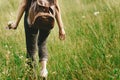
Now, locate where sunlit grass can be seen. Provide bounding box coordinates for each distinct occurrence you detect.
[0,0,120,80]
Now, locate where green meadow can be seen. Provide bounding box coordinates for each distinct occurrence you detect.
[0,0,120,80]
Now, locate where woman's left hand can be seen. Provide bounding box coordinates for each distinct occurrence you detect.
[59,28,65,40]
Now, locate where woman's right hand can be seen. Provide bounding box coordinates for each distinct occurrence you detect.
[7,21,18,30]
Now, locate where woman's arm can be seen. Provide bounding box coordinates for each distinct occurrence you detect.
[8,0,27,29]
[55,0,65,40]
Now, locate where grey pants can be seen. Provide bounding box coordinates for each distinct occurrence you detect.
[24,13,50,62]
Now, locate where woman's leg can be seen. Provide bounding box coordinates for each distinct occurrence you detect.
[38,29,50,77]
[24,13,38,64]
[38,29,50,62]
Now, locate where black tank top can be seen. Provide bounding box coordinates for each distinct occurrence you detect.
[25,0,32,12]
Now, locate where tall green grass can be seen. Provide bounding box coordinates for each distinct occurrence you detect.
[0,0,120,80]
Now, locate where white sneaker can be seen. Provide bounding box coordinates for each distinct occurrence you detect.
[40,69,48,78]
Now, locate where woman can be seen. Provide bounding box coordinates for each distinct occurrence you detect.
[7,0,65,78]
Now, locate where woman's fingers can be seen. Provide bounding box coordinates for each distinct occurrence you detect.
[7,21,17,29]
[59,28,66,40]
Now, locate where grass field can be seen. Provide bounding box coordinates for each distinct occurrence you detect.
[0,0,120,80]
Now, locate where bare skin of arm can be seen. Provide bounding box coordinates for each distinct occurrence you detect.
[55,0,66,40]
[8,0,27,29]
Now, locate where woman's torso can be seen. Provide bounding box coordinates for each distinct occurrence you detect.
[25,0,55,13]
